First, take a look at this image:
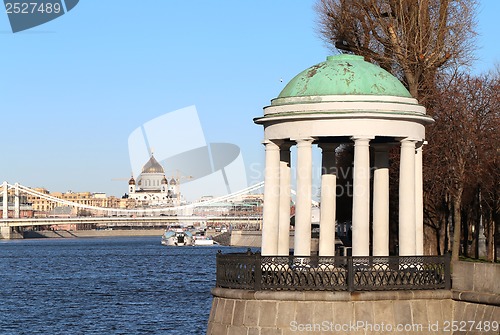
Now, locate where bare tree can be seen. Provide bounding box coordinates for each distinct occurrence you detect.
[315,0,500,262]
[425,72,499,261]
[316,0,478,101]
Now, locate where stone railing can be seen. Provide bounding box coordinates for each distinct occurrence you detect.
[216,251,451,292]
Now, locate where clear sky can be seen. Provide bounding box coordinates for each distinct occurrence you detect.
[0,1,498,199]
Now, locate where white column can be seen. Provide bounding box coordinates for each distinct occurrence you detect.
[294,138,314,256]
[261,140,281,256]
[351,137,372,257]
[278,143,292,256]
[415,142,424,255]
[399,139,417,256]
[318,143,338,256]
[14,183,20,219]
[2,181,8,219]
[373,145,390,256]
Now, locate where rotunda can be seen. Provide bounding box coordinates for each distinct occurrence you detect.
[207,56,458,335]
[254,54,434,257]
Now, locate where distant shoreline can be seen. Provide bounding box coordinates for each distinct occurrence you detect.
[22,229,166,239]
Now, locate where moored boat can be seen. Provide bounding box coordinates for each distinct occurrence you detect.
[161,229,194,246]
[193,235,216,246]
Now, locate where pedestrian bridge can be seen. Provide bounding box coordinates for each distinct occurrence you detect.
[0,215,262,228]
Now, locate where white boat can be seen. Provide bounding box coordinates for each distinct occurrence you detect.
[193,235,216,246]
[161,229,194,246]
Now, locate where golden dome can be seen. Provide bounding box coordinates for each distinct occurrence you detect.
[141,154,165,174]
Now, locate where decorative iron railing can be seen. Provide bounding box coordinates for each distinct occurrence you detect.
[216,251,451,292]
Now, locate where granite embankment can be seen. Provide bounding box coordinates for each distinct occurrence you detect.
[212,232,231,246]
[22,229,166,239]
[21,228,227,240]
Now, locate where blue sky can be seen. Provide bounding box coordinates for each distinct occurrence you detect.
[0,1,498,199]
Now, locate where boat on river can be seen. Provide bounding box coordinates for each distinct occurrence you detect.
[193,233,216,246]
[161,229,195,246]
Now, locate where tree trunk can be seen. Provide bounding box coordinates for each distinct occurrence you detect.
[451,188,464,261]
[439,217,447,255]
[487,215,495,262]
[461,208,469,257]
[424,224,438,255]
[495,212,499,263]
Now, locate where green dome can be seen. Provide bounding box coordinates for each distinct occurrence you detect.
[278,55,411,99]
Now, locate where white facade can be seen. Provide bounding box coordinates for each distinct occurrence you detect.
[128,155,181,206]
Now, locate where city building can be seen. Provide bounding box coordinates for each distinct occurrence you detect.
[0,193,34,218]
[26,188,123,217]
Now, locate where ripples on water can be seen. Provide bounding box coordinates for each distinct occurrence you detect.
[0,237,250,335]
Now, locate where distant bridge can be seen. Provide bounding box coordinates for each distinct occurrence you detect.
[1,181,264,238]
[1,215,262,228]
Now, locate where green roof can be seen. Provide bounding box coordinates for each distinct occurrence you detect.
[278,55,411,99]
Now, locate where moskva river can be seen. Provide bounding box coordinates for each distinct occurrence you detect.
[0,236,247,335]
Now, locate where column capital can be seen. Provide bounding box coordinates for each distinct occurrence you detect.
[398,137,420,144]
[292,137,314,142]
[351,135,374,140]
[293,137,315,148]
[262,139,283,150]
[399,139,418,152]
[261,139,285,147]
[351,136,374,146]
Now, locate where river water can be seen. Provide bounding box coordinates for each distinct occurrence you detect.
[0,236,248,335]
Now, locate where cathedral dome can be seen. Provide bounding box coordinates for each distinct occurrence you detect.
[141,154,165,174]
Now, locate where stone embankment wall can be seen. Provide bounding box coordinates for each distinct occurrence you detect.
[22,229,165,239]
[208,290,456,335]
[451,261,500,323]
[212,232,231,246]
[207,261,500,335]
[229,231,262,248]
